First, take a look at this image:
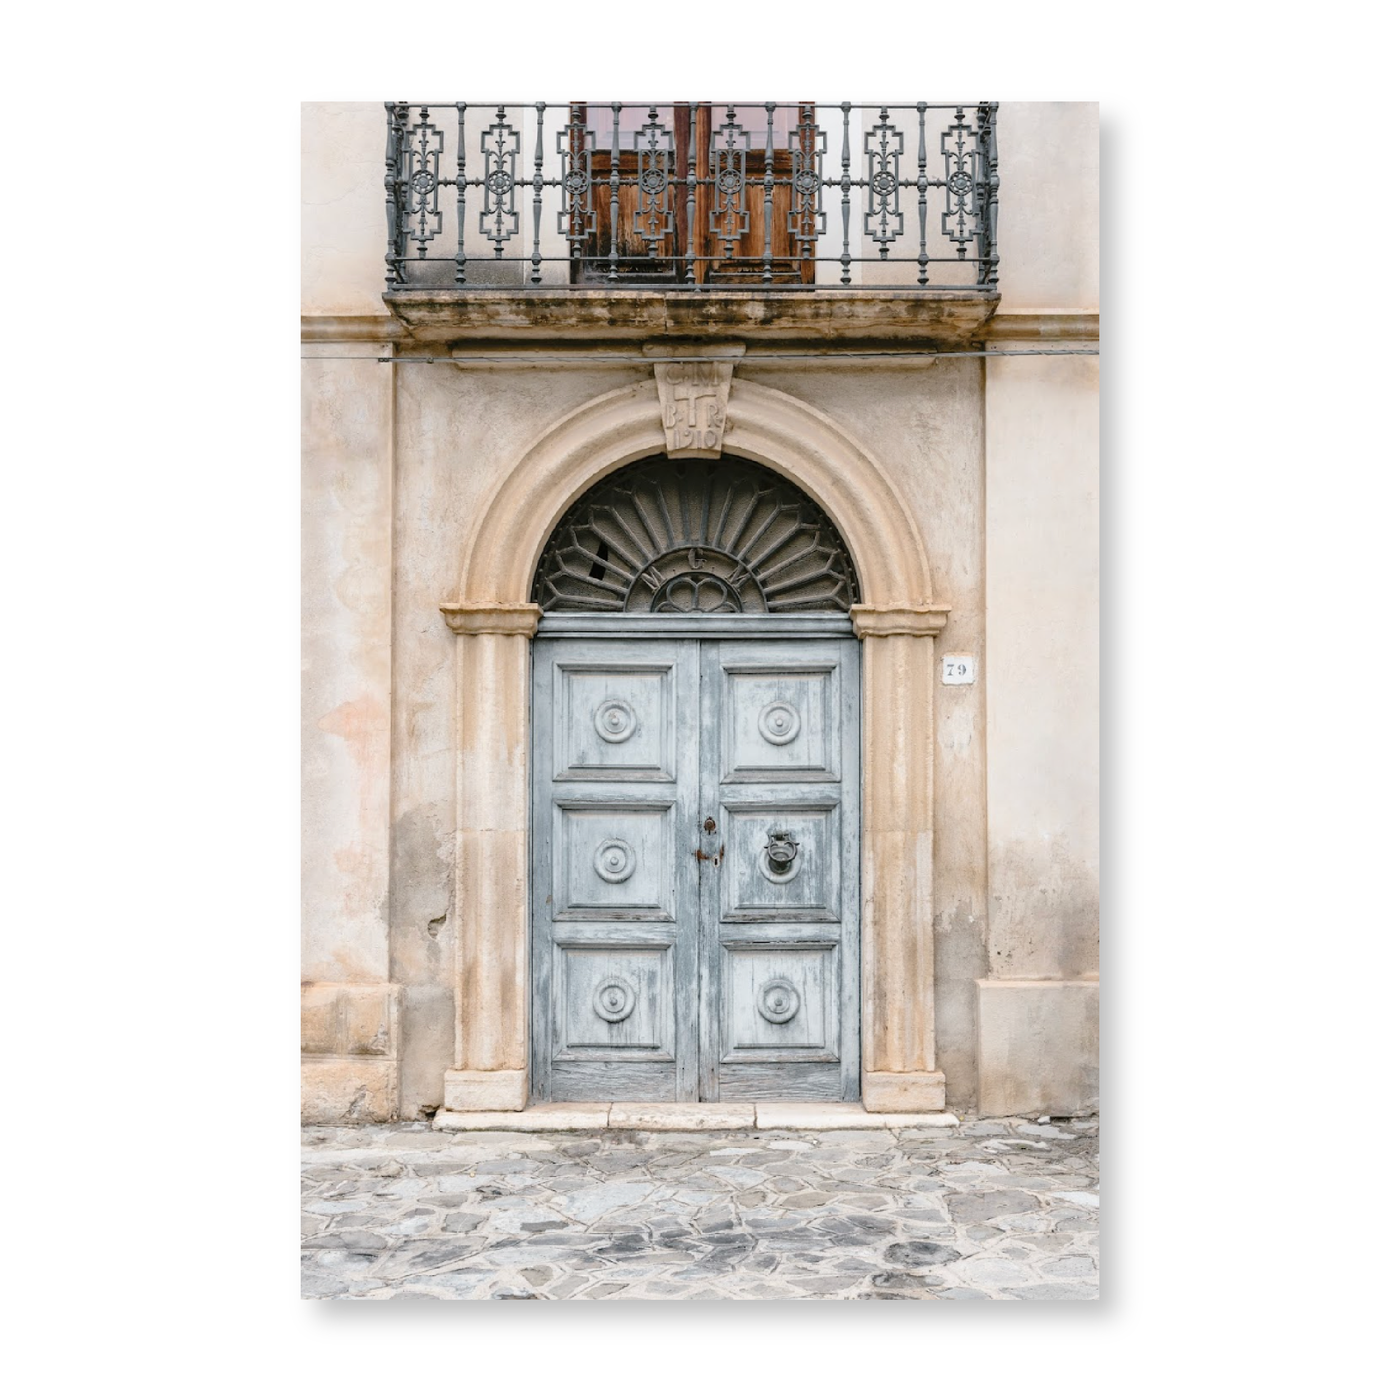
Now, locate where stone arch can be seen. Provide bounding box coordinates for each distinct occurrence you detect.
[451,378,937,612]
[440,373,952,1117]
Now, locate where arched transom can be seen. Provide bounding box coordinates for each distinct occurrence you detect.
[532,456,860,614]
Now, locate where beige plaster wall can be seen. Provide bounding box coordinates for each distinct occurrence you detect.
[388,364,638,1114]
[742,364,988,1110]
[303,103,390,317]
[984,352,1100,982]
[995,102,1099,312]
[302,346,398,1119]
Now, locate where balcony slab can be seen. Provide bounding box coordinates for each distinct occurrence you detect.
[384,287,1000,346]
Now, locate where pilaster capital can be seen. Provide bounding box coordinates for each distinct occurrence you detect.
[439,601,542,637]
[849,604,952,638]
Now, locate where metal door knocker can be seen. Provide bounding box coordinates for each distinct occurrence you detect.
[762,832,801,883]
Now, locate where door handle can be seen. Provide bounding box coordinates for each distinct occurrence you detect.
[764,832,799,875]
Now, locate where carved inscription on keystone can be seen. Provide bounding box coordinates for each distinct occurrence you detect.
[655,360,734,458]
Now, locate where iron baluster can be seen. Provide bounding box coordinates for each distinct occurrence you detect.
[530,103,545,284]
[916,103,929,286]
[762,102,775,284]
[608,102,621,283]
[685,102,698,285]
[980,102,999,288]
[384,102,404,288]
[455,103,467,285]
[840,103,852,285]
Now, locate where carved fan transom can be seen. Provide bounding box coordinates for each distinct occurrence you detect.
[532,456,860,614]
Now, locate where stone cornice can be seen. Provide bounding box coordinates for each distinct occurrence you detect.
[440,602,542,636]
[384,288,1000,347]
[849,604,952,638]
[981,309,1098,342]
[301,314,404,343]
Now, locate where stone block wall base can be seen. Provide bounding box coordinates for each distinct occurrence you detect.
[861,1071,947,1112]
[976,978,1099,1117]
[301,1058,399,1123]
[443,1068,529,1111]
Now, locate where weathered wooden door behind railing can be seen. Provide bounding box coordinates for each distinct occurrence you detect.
[571,103,819,285]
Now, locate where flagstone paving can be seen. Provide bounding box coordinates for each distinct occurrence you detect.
[301,1116,1098,1300]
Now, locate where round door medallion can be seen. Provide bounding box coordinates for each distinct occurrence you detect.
[757,700,801,746]
[594,977,637,1023]
[758,977,801,1024]
[594,838,637,883]
[594,699,637,743]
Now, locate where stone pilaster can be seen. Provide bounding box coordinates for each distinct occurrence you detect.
[851,604,951,1112]
[439,601,541,1111]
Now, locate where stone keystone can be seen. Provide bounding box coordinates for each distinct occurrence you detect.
[647,343,744,459]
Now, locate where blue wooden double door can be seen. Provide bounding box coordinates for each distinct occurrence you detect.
[531,627,861,1102]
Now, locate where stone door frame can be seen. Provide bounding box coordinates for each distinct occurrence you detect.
[439,378,951,1113]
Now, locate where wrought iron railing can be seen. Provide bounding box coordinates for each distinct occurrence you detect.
[384,102,998,292]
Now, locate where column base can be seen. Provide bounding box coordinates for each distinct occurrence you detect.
[861,1070,947,1113]
[443,1069,529,1112]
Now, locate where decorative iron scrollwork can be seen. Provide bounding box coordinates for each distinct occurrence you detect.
[864,108,904,251]
[479,108,520,253]
[532,457,858,614]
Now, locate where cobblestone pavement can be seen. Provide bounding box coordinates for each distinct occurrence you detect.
[302,1116,1098,1300]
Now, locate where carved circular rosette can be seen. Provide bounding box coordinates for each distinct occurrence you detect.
[563,169,589,196]
[594,977,637,1024]
[870,169,897,198]
[794,170,819,195]
[717,168,744,195]
[757,977,801,1024]
[639,167,668,195]
[411,170,436,195]
[593,838,637,884]
[486,169,514,195]
[947,169,973,197]
[594,699,637,743]
[757,700,801,746]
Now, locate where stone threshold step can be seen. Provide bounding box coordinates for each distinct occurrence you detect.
[433,1102,960,1132]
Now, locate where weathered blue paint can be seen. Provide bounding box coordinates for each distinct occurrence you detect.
[531,633,860,1101]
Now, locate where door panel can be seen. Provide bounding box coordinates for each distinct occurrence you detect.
[701,639,860,1102]
[532,639,700,1103]
[718,800,841,922]
[720,663,840,782]
[552,661,677,780]
[551,800,677,920]
[533,634,859,1102]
